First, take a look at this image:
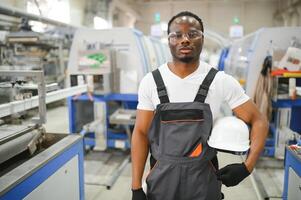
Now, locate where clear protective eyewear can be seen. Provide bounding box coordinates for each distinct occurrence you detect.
[168,30,203,42]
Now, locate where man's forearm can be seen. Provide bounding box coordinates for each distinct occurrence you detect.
[131,130,149,189]
[245,117,269,172]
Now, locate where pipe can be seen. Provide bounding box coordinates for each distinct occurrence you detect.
[0,4,77,29]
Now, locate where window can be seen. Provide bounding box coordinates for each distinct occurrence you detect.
[27,0,70,32]
[94,16,110,29]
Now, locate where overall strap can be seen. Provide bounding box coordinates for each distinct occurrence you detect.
[152,69,170,104]
[194,68,218,103]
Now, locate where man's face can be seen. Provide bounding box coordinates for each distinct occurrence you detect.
[168,16,203,63]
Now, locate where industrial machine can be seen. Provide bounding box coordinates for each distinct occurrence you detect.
[66,28,170,189]
[224,27,301,97]
[68,27,170,94]
[0,5,75,91]
[1,26,72,87]
[221,27,301,200]
[223,27,301,158]
[0,70,85,200]
[67,27,170,152]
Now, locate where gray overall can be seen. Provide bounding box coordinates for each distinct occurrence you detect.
[146,68,222,200]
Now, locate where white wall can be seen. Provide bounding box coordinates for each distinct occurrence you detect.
[132,0,279,37]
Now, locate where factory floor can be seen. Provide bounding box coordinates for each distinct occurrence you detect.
[45,104,284,200]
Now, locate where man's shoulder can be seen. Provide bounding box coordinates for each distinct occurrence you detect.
[157,63,168,74]
[198,61,237,86]
[198,61,224,79]
[198,61,231,79]
[140,72,154,85]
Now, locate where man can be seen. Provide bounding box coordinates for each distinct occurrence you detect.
[131,11,268,200]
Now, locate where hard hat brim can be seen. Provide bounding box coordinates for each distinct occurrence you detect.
[207,140,250,153]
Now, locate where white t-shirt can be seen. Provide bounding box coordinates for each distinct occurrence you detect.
[137,61,249,120]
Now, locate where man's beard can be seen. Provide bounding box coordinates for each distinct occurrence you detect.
[178,56,194,63]
[172,50,201,63]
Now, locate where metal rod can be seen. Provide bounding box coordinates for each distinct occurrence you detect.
[0,84,87,118]
[0,70,46,124]
[105,155,130,189]
[84,155,131,190]
[0,5,77,29]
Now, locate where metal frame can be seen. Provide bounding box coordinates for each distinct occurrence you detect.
[68,93,137,189]
[68,93,137,149]
[84,154,131,190]
[0,84,87,119]
[0,4,76,29]
[0,70,46,124]
[268,97,301,157]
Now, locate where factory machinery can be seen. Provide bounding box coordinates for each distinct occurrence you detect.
[0,4,75,94]
[0,70,86,200]
[0,4,170,191]
[220,27,301,199]
[0,5,90,200]
[67,27,170,189]
[222,27,301,158]
[67,27,171,152]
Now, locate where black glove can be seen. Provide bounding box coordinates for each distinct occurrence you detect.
[216,163,250,187]
[132,188,147,200]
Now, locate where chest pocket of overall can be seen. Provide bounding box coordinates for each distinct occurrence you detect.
[160,108,205,157]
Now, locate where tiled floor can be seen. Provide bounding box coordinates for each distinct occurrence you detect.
[45,105,284,200]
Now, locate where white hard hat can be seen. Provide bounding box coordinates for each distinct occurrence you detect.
[208,116,250,153]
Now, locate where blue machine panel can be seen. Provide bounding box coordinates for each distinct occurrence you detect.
[283,146,301,200]
[0,135,84,200]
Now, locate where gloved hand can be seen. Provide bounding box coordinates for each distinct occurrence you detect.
[216,163,250,187]
[132,188,147,200]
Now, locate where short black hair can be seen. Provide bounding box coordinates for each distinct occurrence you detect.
[167,11,204,34]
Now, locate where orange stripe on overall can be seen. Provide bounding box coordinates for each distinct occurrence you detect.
[189,143,203,157]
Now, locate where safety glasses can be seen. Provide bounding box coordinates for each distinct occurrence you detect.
[168,30,203,42]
